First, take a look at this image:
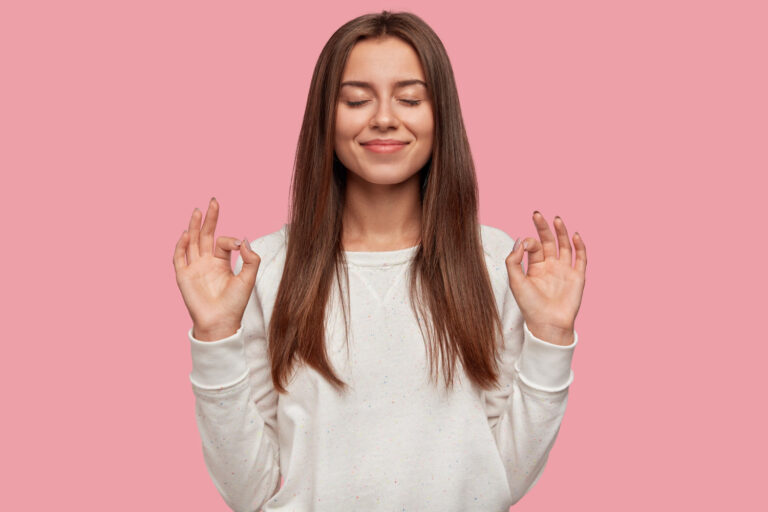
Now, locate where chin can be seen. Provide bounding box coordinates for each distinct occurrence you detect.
[350,167,415,185]
[361,174,414,186]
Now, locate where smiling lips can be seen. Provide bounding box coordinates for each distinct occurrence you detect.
[360,139,409,153]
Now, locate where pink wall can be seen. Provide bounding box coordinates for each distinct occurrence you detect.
[2,0,765,510]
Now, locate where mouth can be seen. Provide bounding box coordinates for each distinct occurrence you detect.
[360,141,409,153]
[360,140,410,145]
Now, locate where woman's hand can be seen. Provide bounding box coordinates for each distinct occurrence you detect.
[505,211,587,346]
[173,197,261,341]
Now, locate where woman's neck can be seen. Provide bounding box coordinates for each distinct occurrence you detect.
[341,173,422,251]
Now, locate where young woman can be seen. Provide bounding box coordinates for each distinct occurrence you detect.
[174,10,586,511]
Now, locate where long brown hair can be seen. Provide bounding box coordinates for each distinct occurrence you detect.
[268,10,503,396]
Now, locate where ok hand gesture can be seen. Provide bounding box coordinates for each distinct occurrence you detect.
[505,211,587,346]
[173,198,261,341]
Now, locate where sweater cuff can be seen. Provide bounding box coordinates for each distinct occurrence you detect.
[188,324,249,390]
[515,321,578,392]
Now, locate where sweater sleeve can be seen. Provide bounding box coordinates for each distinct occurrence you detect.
[482,231,578,505]
[187,251,281,512]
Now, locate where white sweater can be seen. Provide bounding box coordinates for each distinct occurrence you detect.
[188,223,578,511]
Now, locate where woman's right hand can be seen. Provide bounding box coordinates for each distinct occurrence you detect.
[173,197,261,341]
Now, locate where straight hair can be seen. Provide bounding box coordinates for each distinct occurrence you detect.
[268,10,504,396]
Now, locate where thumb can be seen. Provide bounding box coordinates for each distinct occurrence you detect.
[236,238,261,288]
[505,237,527,288]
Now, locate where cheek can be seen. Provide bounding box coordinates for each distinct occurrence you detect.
[415,119,434,142]
[335,112,364,139]
[410,109,434,136]
[334,125,352,149]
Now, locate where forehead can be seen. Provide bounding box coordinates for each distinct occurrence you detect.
[340,36,426,85]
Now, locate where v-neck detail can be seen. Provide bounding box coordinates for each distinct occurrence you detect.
[348,263,411,307]
[343,245,418,307]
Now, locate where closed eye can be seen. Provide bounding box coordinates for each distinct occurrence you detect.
[345,100,422,107]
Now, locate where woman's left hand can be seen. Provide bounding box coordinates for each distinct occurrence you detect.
[505,211,587,346]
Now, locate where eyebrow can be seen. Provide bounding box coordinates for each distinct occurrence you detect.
[339,79,427,90]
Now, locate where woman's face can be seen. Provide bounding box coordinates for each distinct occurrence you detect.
[334,36,434,187]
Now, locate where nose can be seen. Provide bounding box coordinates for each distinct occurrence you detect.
[369,99,400,130]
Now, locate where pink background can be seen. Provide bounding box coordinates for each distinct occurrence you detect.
[2,0,765,510]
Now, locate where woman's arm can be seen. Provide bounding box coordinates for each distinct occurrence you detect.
[483,289,577,504]
[188,252,281,512]
[481,226,578,505]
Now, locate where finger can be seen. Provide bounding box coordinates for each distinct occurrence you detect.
[213,235,241,261]
[235,238,261,288]
[573,231,587,274]
[553,215,572,264]
[173,230,189,273]
[505,237,527,287]
[199,197,219,256]
[187,207,202,263]
[532,211,558,260]
[522,236,544,266]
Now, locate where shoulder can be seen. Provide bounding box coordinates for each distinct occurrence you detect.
[479,223,517,262]
[233,223,288,282]
[248,223,288,262]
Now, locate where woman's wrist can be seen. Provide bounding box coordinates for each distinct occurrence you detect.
[192,323,240,342]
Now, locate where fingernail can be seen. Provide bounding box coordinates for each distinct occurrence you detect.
[512,237,520,252]
[533,210,540,216]
[523,240,528,250]
[234,239,241,247]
